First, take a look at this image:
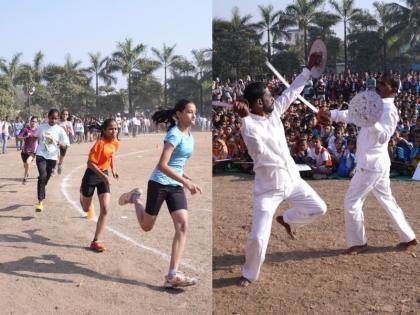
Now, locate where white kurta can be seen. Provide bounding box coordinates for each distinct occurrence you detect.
[331,98,416,247]
[240,68,327,282]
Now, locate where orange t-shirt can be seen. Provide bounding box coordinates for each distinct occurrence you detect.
[88,138,119,171]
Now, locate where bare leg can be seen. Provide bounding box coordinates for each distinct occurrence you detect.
[80,193,93,212]
[133,198,157,232]
[169,209,188,272]
[93,193,110,240]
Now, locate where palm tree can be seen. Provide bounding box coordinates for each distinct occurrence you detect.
[192,49,211,113]
[151,44,180,107]
[285,0,325,61]
[256,5,280,60]
[373,1,391,71]
[385,0,420,57]
[350,10,377,32]
[329,0,361,71]
[108,38,146,115]
[85,52,117,101]
[0,53,22,83]
[17,51,44,85]
[312,12,341,40]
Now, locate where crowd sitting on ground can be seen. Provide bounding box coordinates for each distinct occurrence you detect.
[212,70,420,178]
[0,110,211,154]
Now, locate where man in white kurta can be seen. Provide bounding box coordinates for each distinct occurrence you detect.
[320,75,417,254]
[234,54,327,284]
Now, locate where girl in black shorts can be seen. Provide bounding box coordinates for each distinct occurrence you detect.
[79,118,119,252]
[119,99,202,288]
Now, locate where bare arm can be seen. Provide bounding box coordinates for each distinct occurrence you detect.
[157,142,201,194]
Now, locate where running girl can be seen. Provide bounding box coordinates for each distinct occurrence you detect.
[119,99,202,288]
[35,109,70,212]
[79,118,119,252]
[18,116,38,184]
[57,110,74,175]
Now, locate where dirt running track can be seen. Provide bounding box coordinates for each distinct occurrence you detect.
[213,173,420,314]
[0,133,211,315]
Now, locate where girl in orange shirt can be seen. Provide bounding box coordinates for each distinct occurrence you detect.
[79,118,119,252]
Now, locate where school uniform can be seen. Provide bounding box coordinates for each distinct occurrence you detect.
[240,68,327,282]
[331,97,416,247]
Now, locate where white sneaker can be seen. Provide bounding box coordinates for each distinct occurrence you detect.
[118,188,142,206]
[163,272,198,288]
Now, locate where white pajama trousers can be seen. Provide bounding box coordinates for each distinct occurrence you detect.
[241,179,327,282]
[344,168,416,248]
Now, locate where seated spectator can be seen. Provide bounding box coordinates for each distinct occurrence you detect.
[212,137,228,161]
[329,136,345,170]
[308,135,333,179]
[396,130,414,162]
[337,137,357,178]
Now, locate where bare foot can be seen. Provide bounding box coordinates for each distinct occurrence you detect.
[397,239,418,250]
[238,276,251,288]
[344,244,368,255]
[276,216,297,239]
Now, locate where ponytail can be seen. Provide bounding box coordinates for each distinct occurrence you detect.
[151,99,192,131]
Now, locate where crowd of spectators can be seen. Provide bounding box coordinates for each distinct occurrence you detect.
[212,70,420,178]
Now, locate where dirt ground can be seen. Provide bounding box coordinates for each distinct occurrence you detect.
[0,132,211,315]
[213,173,420,314]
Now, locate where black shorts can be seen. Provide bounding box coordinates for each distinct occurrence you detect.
[21,152,35,163]
[80,168,110,197]
[145,180,188,216]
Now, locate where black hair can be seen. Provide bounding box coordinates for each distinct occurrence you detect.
[151,99,193,131]
[382,72,400,93]
[243,82,266,108]
[48,108,59,117]
[100,118,117,139]
[30,116,38,121]
[60,109,69,121]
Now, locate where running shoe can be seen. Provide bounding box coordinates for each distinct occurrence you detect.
[163,272,198,288]
[57,164,62,175]
[90,241,106,252]
[118,188,142,206]
[51,168,56,177]
[35,201,43,212]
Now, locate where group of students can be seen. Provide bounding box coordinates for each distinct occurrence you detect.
[14,100,201,288]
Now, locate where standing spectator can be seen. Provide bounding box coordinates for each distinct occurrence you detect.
[14,116,24,150]
[2,116,12,154]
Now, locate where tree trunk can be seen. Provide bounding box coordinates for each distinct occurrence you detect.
[200,81,203,115]
[95,72,99,108]
[304,25,308,62]
[383,38,387,72]
[344,19,348,72]
[128,73,132,116]
[267,28,271,60]
[164,62,167,107]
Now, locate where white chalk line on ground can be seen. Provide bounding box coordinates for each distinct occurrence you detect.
[60,149,200,272]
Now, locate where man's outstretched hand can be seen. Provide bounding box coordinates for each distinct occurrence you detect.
[233,99,250,118]
[307,52,323,70]
[316,107,332,125]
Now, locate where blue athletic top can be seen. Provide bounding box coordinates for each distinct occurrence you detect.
[150,125,194,186]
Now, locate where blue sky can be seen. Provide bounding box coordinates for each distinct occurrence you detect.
[213,0,396,39]
[0,0,212,89]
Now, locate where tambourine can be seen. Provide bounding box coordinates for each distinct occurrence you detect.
[348,91,383,127]
[309,39,327,79]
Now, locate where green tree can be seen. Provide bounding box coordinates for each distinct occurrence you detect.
[285,0,325,61]
[329,0,361,71]
[373,1,392,71]
[385,0,420,60]
[192,49,212,114]
[0,53,22,84]
[151,44,181,107]
[85,52,117,98]
[108,38,146,116]
[256,4,280,60]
